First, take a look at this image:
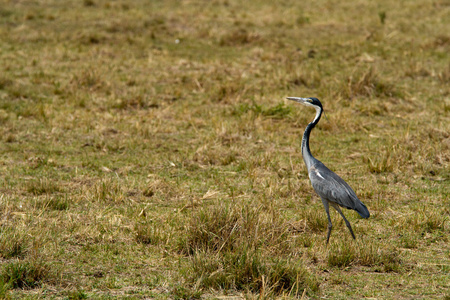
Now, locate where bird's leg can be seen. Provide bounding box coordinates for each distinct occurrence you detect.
[321,198,333,244]
[330,203,356,240]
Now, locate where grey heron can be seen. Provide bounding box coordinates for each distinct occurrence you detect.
[287,97,370,244]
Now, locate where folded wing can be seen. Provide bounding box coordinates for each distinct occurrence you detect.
[309,162,370,219]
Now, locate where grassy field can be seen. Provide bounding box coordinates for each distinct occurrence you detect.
[0,0,449,298]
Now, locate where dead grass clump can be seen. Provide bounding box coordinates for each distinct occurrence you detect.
[26,179,61,195]
[393,209,448,234]
[357,243,402,272]
[193,144,240,166]
[91,177,126,203]
[187,249,319,297]
[178,201,294,255]
[365,147,394,173]
[134,221,168,246]
[404,62,432,78]
[0,109,9,126]
[327,243,355,268]
[178,204,241,254]
[83,0,95,7]
[177,202,320,296]
[438,63,450,84]
[364,132,449,176]
[297,207,329,233]
[113,94,150,110]
[71,70,106,92]
[0,76,13,90]
[327,242,402,272]
[232,102,292,119]
[341,68,398,99]
[212,81,243,103]
[143,178,179,201]
[219,28,262,46]
[0,228,28,259]
[287,71,321,89]
[430,35,450,48]
[170,285,202,300]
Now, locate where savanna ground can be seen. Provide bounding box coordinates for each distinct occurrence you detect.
[0,0,449,299]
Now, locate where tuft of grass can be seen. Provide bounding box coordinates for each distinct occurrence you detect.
[0,280,10,300]
[300,208,329,233]
[92,177,125,203]
[134,221,167,246]
[327,242,356,268]
[178,202,320,296]
[262,102,292,119]
[0,229,28,259]
[177,203,242,254]
[378,11,387,24]
[327,241,402,272]
[67,289,88,300]
[0,76,13,90]
[358,243,402,272]
[438,63,450,83]
[393,209,448,235]
[400,232,419,249]
[26,179,61,195]
[178,202,289,255]
[365,147,394,173]
[187,249,319,296]
[36,196,69,211]
[170,285,202,300]
[83,0,95,7]
[232,101,292,119]
[219,28,261,46]
[1,260,52,290]
[296,15,310,26]
[72,70,105,91]
[340,68,398,99]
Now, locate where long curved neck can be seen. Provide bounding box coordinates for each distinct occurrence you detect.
[302,106,322,170]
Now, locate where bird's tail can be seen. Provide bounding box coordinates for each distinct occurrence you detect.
[355,202,370,219]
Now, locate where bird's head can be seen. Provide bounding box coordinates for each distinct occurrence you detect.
[286,97,322,109]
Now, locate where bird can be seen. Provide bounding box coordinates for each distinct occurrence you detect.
[287,97,370,244]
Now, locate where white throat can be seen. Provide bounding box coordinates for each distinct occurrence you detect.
[312,106,321,124]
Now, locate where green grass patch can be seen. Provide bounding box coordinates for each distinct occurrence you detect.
[0,228,28,259]
[186,249,319,297]
[327,241,402,272]
[1,260,53,290]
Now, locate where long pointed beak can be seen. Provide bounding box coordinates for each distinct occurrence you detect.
[287,97,309,103]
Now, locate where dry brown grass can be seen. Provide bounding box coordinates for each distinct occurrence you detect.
[0,0,449,299]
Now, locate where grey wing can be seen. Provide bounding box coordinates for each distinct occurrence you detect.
[309,163,370,218]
